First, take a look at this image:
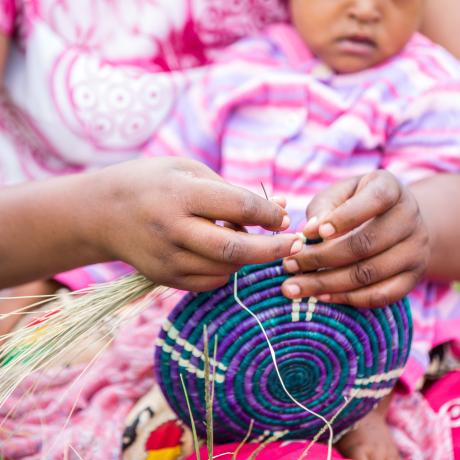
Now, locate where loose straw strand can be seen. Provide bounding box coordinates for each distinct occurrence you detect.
[233,273,334,460]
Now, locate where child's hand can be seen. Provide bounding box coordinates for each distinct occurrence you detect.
[87,157,301,291]
[282,171,430,307]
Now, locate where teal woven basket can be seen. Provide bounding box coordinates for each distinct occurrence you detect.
[155,260,412,442]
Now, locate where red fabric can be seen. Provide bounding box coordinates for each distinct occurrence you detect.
[145,420,184,450]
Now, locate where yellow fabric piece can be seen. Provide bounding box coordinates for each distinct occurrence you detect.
[146,446,181,460]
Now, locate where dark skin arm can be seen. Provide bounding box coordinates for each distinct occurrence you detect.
[418,4,460,275]
[0,157,302,290]
[411,174,460,280]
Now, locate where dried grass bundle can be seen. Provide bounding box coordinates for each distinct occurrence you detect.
[0,272,163,409]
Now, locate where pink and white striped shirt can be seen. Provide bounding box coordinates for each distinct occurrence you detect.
[146,24,460,391]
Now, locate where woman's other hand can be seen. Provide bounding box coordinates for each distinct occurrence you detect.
[281,171,430,307]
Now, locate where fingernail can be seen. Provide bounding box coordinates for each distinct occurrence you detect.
[284,259,300,273]
[319,223,336,239]
[318,294,331,302]
[295,232,307,244]
[281,215,290,229]
[270,196,287,210]
[290,238,304,255]
[285,284,301,297]
[304,216,318,232]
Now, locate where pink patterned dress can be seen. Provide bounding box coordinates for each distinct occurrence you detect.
[0,0,288,183]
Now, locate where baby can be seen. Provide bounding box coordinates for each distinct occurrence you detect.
[129,0,460,459]
[290,0,422,74]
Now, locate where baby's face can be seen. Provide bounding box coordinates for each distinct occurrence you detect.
[290,0,424,73]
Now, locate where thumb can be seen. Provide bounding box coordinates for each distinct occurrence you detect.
[304,176,360,238]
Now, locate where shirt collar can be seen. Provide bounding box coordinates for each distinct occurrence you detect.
[265,24,334,80]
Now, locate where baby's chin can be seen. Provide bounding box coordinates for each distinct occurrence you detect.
[316,43,402,74]
[324,53,386,74]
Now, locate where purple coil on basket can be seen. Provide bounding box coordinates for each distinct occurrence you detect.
[155,260,412,442]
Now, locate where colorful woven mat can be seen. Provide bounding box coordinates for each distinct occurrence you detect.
[155,261,412,442]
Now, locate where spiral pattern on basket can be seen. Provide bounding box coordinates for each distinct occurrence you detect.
[155,261,412,442]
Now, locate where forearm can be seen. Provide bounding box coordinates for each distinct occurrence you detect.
[0,157,298,291]
[410,174,460,282]
[0,173,109,288]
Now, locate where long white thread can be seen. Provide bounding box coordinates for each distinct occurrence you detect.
[233,273,333,460]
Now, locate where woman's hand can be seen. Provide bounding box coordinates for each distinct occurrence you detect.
[0,158,302,290]
[87,157,301,291]
[281,170,430,307]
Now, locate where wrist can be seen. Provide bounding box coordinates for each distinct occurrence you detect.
[408,181,439,279]
[65,170,117,265]
[0,174,114,288]
[75,160,151,265]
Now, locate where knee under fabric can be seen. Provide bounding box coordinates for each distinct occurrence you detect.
[154,260,412,442]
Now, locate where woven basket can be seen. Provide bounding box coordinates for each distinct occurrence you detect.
[155,260,412,442]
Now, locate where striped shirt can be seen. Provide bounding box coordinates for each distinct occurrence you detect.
[146,24,460,391]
